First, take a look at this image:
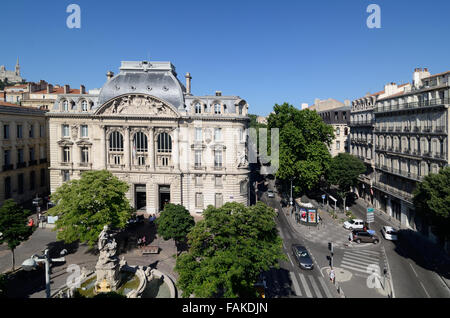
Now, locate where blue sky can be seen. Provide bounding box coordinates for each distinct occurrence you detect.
[1,0,449,115]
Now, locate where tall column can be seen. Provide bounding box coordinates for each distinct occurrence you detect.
[149,127,154,170]
[173,127,180,171]
[100,125,106,169]
[124,126,130,170]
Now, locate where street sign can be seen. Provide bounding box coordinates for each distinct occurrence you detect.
[321,194,326,200]
[367,208,375,223]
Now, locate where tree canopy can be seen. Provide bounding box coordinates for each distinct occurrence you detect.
[156,204,195,253]
[0,199,32,270]
[49,170,133,247]
[327,153,366,207]
[413,167,450,241]
[174,202,284,298]
[267,103,334,193]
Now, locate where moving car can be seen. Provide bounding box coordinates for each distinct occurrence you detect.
[343,219,365,230]
[351,230,380,244]
[267,190,275,198]
[381,226,398,241]
[291,245,314,270]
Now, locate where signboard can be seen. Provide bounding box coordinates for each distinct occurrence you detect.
[367,208,375,223]
[321,194,326,200]
[308,209,317,223]
[300,208,307,222]
[47,216,59,224]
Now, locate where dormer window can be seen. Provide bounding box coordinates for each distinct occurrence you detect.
[81,100,88,112]
[195,103,202,114]
[214,103,221,114]
[62,100,68,111]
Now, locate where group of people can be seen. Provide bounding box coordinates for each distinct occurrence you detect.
[137,235,147,248]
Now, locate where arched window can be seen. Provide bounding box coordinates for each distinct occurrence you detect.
[195,103,202,114]
[81,100,88,112]
[157,132,172,153]
[133,132,148,152]
[62,100,68,111]
[109,131,124,152]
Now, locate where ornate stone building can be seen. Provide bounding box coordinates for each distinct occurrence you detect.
[47,61,250,215]
[0,102,49,205]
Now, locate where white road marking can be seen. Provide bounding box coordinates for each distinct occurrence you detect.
[287,254,295,268]
[308,275,323,298]
[343,253,379,263]
[342,258,379,266]
[409,263,419,278]
[318,276,333,298]
[341,259,377,270]
[341,264,373,275]
[298,273,313,298]
[351,249,380,256]
[289,272,302,297]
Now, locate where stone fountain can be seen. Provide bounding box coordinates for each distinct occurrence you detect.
[53,224,177,298]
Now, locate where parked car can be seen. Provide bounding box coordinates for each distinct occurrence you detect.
[343,219,365,230]
[352,230,380,244]
[267,190,275,198]
[291,245,314,270]
[381,226,398,241]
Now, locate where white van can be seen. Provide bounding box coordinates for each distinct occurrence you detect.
[343,219,365,230]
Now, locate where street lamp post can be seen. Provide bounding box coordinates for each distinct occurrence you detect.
[22,249,66,298]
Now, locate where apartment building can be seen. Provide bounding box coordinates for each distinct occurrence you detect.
[371,68,449,237]
[0,101,49,205]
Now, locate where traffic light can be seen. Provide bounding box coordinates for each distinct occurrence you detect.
[328,242,333,254]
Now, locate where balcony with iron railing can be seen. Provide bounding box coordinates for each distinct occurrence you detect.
[349,119,375,127]
[375,98,450,113]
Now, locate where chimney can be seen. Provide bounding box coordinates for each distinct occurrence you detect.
[106,71,114,81]
[185,72,192,95]
[80,85,86,94]
[215,91,222,96]
[47,84,54,94]
[64,84,70,94]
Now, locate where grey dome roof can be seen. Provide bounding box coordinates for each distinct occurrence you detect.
[96,61,186,109]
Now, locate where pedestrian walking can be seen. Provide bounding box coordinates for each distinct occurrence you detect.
[142,235,146,246]
[348,231,353,242]
[329,269,335,284]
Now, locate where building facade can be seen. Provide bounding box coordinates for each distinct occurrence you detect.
[47,61,250,215]
[312,99,351,157]
[350,82,411,204]
[0,102,49,205]
[370,68,449,237]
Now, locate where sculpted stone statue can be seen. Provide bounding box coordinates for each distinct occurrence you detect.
[97,225,118,264]
[237,150,248,167]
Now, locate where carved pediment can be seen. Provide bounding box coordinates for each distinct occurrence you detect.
[97,94,179,118]
[57,139,74,146]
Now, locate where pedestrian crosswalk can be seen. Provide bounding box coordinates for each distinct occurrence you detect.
[339,249,382,278]
[289,271,332,298]
[263,267,332,298]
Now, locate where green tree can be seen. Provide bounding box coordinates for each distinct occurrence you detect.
[267,103,334,194]
[327,153,366,210]
[175,202,284,298]
[49,170,133,247]
[413,167,450,241]
[156,204,195,255]
[0,199,32,271]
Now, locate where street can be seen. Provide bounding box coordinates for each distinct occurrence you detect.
[261,180,450,298]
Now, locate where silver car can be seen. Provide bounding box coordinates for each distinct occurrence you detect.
[267,190,275,198]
